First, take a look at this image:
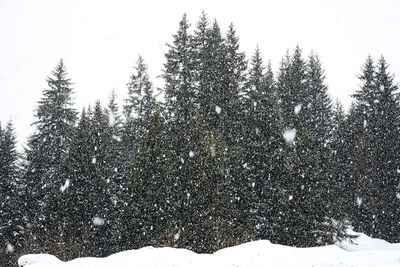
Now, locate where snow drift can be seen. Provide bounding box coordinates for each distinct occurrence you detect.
[18,230,400,267]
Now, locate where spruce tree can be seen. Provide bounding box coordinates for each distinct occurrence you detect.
[52,102,117,258]
[121,55,156,179]
[277,129,333,246]
[23,59,77,242]
[242,49,284,240]
[350,56,400,241]
[0,121,23,267]
[163,14,195,122]
[373,57,400,242]
[275,48,338,245]
[277,46,308,130]
[221,24,247,143]
[349,57,381,237]
[120,106,171,249]
[107,89,123,137]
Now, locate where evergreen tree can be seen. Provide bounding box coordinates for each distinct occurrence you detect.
[170,114,238,252]
[349,57,381,237]
[275,48,340,245]
[330,101,349,217]
[350,56,400,241]
[0,121,24,266]
[372,57,400,241]
[163,14,195,122]
[242,49,284,240]
[52,102,117,258]
[23,59,77,241]
[218,23,247,143]
[277,129,333,246]
[193,16,226,130]
[121,56,157,202]
[124,56,155,123]
[107,89,123,137]
[120,106,171,250]
[54,108,94,259]
[306,52,333,143]
[277,46,308,130]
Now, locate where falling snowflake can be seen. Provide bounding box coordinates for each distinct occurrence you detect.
[289,195,293,201]
[6,243,14,253]
[59,179,70,193]
[189,151,195,158]
[92,217,105,226]
[174,232,180,241]
[215,105,221,114]
[356,197,362,207]
[396,192,400,200]
[92,157,96,164]
[210,145,216,157]
[283,128,297,144]
[294,104,302,115]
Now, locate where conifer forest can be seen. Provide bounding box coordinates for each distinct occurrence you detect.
[1,13,400,266]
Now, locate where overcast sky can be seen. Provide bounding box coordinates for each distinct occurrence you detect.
[1,0,399,148]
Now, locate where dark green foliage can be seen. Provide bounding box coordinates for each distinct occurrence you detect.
[48,102,118,259]
[120,106,171,249]
[277,46,308,129]
[0,121,24,267]
[5,13,400,264]
[243,49,284,240]
[276,129,333,247]
[346,56,400,242]
[22,59,77,253]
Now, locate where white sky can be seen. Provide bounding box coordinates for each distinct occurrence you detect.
[1,0,399,148]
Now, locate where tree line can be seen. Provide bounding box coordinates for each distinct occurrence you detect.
[1,13,399,266]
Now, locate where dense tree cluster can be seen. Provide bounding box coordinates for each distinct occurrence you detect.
[1,13,399,266]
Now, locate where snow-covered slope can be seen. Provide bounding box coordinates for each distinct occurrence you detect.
[18,231,400,267]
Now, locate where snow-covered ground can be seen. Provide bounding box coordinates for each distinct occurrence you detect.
[18,230,400,267]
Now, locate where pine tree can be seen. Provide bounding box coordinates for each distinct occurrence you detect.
[330,102,349,218]
[120,106,171,249]
[169,113,238,252]
[220,24,247,143]
[124,56,155,123]
[52,102,117,258]
[373,57,400,242]
[306,52,333,143]
[354,57,400,242]
[277,46,308,130]
[194,17,226,130]
[0,121,24,267]
[107,89,123,137]
[277,129,333,246]
[23,59,77,242]
[163,14,195,122]
[55,108,94,258]
[242,49,284,240]
[275,48,339,245]
[349,56,382,237]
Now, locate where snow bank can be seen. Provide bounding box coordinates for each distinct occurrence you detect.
[18,231,400,267]
[338,228,400,252]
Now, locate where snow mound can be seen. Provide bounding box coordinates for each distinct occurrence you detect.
[19,233,400,267]
[338,228,400,252]
[18,254,61,267]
